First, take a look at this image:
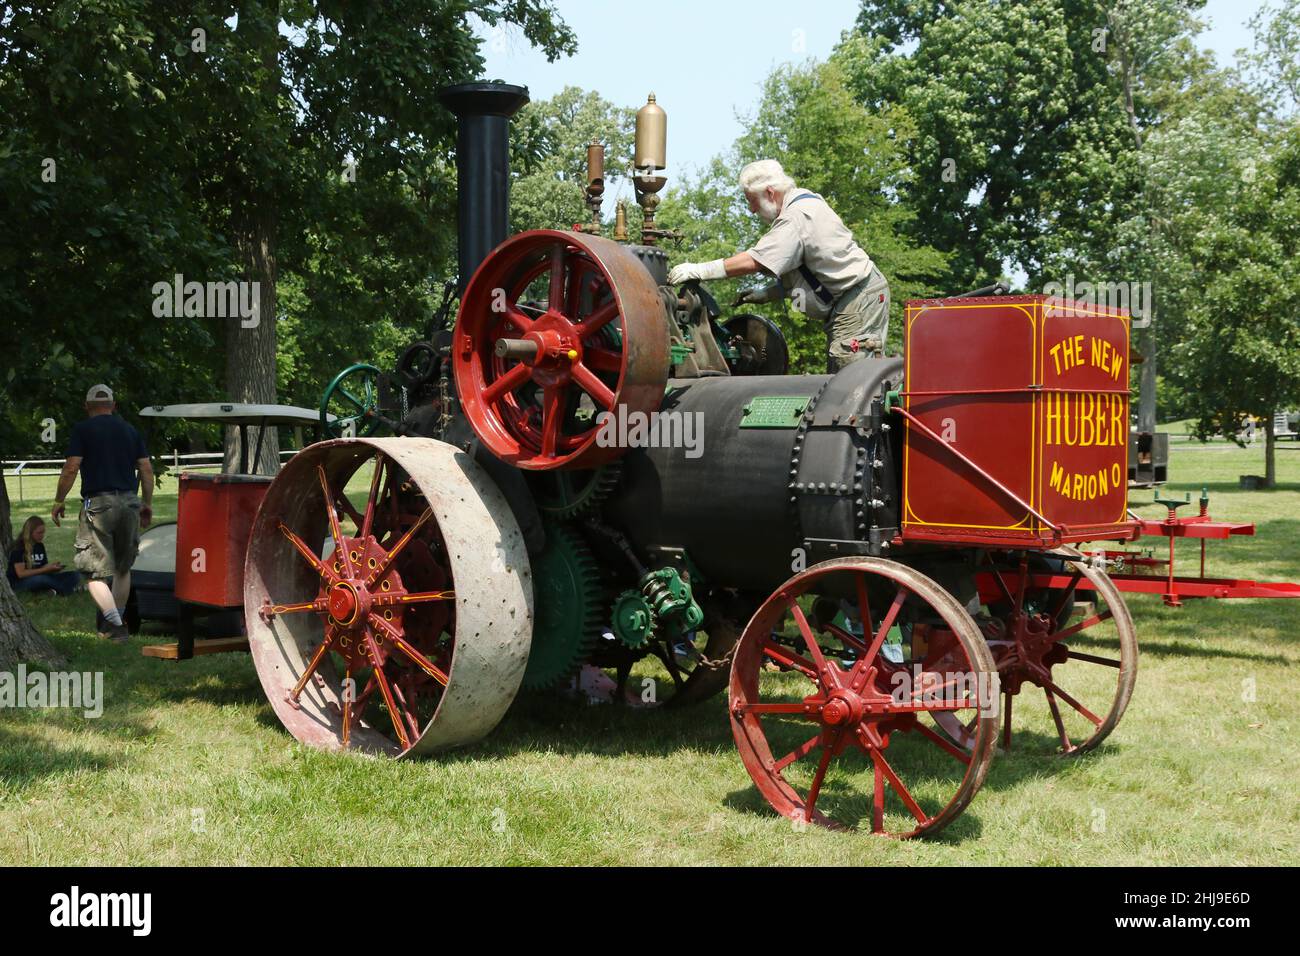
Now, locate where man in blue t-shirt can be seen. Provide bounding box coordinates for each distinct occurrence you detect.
[51,384,154,643]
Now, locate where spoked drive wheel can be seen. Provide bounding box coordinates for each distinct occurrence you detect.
[453,229,669,470]
[730,557,999,838]
[245,437,533,756]
[979,548,1137,755]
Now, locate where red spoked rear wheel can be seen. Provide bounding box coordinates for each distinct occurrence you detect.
[730,557,999,838]
[452,229,669,470]
[977,548,1137,755]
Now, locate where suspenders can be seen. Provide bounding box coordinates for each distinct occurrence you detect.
[784,192,836,307]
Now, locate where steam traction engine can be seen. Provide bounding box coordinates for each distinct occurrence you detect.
[243,83,1139,837]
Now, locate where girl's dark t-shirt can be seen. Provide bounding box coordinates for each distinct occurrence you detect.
[6,541,48,583]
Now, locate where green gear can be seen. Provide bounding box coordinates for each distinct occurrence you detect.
[529,463,622,520]
[611,589,657,649]
[641,566,705,635]
[522,523,604,690]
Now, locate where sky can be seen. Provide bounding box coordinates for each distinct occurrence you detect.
[477,0,1274,197]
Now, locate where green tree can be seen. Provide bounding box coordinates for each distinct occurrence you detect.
[840,0,1209,289]
[509,86,635,233]
[1172,123,1300,485]
[0,0,576,465]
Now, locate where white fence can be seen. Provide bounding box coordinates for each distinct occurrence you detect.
[3,450,296,503]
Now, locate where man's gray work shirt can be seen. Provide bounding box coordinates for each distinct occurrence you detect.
[747,189,875,320]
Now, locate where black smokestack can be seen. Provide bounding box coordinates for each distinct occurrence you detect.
[438,82,530,292]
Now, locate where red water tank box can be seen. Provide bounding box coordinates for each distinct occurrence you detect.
[901,294,1137,547]
[174,473,273,608]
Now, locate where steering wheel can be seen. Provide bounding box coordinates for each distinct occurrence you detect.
[320,363,383,438]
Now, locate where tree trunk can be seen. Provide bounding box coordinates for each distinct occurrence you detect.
[223,3,282,477]
[1265,421,1276,488]
[0,473,66,669]
[223,204,280,476]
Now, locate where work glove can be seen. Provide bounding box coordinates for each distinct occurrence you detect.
[668,259,727,285]
[732,283,784,308]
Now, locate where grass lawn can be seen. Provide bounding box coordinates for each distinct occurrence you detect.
[2,444,1298,866]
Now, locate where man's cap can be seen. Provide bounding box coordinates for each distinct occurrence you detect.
[86,383,114,403]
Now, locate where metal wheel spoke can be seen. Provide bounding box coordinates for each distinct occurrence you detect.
[849,589,906,686]
[823,622,870,656]
[915,722,973,764]
[390,680,423,742]
[773,733,823,773]
[740,701,820,717]
[571,362,615,410]
[367,507,434,585]
[290,626,337,702]
[870,745,929,825]
[789,602,837,685]
[1041,677,1102,726]
[369,613,450,687]
[1011,554,1029,616]
[337,386,368,411]
[1049,568,1084,620]
[1066,649,1122,668]
[906,671,975,705]
[855,573,874,644]
[538,386,564,458]
[1043,687,1075,752]
[504,306,535,334]
[334,492,364,531]
[364,633,411,751]
[565,259,591,317]
[645,642,686,690]
[890,698,977,714]
[583,347,622,373]
[277,522,338,582]
[804,737,839,819]
[1049,608,1113,642]
[872,757,885,833]
[482,362,531,407]
[376,589,455,606]
[984,555,1015,606]
[761,639,818,680]
[548,244,568,310]
[341,668,353,748]
[318,465,354,578]
[573,300,618,339]
[264,598,327,617]
[360,454,384,541]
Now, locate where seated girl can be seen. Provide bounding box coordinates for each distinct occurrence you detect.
[7,516,82,596]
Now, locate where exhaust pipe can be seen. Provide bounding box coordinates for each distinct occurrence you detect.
[437,82,530,292]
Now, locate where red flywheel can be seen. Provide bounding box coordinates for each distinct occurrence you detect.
[452,229,670,470]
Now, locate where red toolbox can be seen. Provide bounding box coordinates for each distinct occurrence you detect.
[174,472,273,607]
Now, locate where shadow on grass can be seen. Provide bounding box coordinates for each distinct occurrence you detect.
[713,728,1111,843]
[0,719,127,787]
